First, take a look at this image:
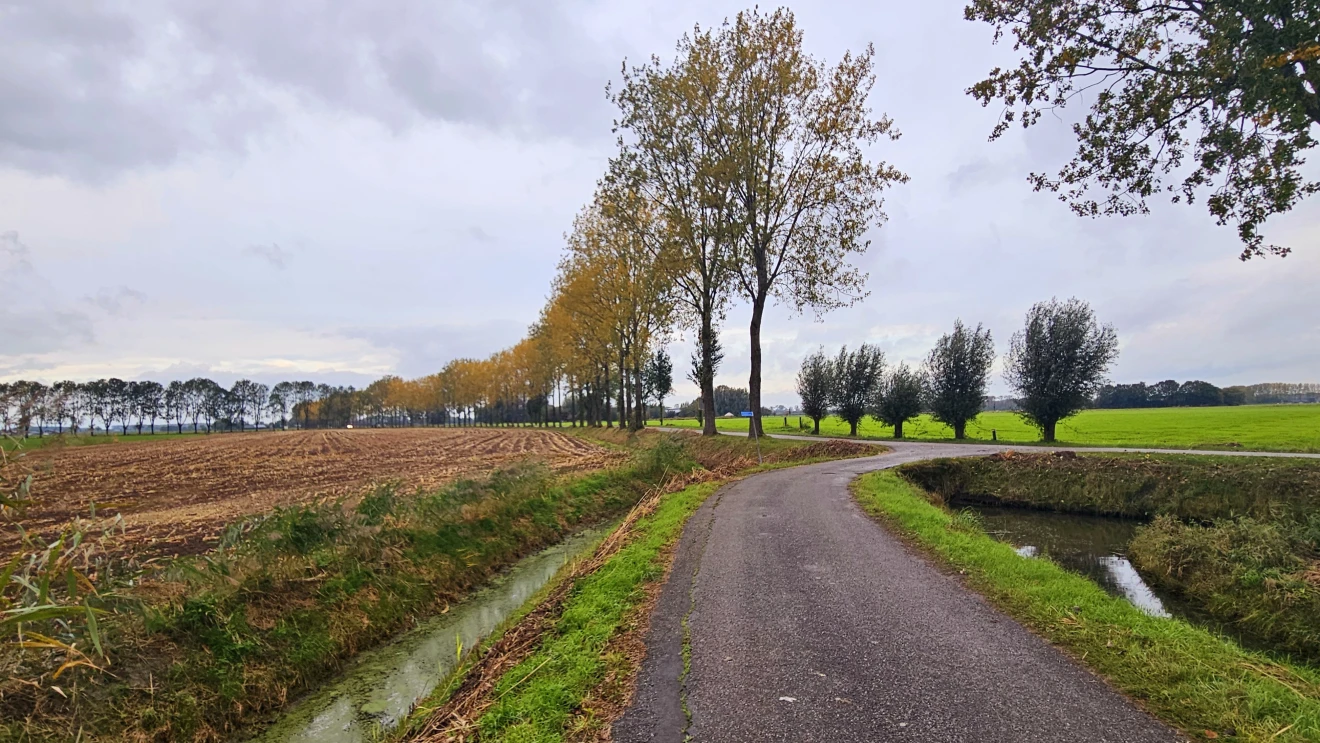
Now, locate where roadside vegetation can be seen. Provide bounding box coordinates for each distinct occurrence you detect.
[398,433,878,742]
[900,452,1320,665]
[0,429,874,742]
[854,470,1320,742]
[662,403,1320,453]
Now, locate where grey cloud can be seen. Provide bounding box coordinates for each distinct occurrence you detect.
[137,362,378,389]
[84,286,147,316]
[244,243,292,269]
[0,309,95,355]
[0,232,95,353]
[0,0,616,180]
[342,320,525,378]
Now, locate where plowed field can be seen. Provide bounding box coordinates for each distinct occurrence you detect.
[5,428,618,560]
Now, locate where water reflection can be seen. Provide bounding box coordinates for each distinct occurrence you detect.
[252,527,606,743]
[966,505,1172,618]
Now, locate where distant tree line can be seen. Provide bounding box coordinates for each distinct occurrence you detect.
[797,298,1119,442]
[0,362,683,439]
[1094,381,1320,409]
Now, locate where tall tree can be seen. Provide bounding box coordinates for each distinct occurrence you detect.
[1005,297,1119,442]
[872,363,925,439]
[830,344,885,437]
[134,381,164,434]
[270,382,294,430]
[612,23,738,436]
[714,8,908,437]
[643,349,674,422]
[795,347,833,434]
[967,0,1320,258]
[924,320,996,439]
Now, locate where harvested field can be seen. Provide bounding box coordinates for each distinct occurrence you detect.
[5,428,618,560]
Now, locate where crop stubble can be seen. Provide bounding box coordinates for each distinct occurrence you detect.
[3,428,618,559]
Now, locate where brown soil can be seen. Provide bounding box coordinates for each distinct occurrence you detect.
[4,428,618,560]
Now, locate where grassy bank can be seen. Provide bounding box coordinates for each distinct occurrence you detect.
[853,470,1320,742]
[1,430,871,742]
[899,451,1320,522]
[660,403,1320,452]
[901,452,1320,665]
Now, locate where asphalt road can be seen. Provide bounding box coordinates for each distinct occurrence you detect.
[613,441,1192,743]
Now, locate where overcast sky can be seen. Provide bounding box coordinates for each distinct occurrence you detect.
[2,0,1317,405]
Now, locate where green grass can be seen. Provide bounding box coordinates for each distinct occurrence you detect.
[659,403,1320,452]
[898,451,1320,522]
[473,481,720,742]
[853,470,1320,742]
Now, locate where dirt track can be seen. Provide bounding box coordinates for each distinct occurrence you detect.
[6,428,617,560]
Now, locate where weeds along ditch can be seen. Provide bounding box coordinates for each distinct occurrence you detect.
[899,452,1320,666]
[0,429,872,742]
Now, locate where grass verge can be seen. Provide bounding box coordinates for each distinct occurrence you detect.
[853,470,1320,742]
[660,403,1320,453]
[399,436,878,742]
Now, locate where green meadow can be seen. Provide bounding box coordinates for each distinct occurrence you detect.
[658,404,1320,453]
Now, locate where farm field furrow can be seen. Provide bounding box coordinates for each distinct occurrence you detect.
[5,427,618,560]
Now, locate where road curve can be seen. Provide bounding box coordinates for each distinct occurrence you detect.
[614,443,1188,743]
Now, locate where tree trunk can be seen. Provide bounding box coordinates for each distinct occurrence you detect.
[812,417,820,435]
[633,357,644,431]
[1043,420,1057,443]
[850,420,858,436]
[747,295,767,438]
[700,316,717,437]
[604,365,613,428]
[953,421,966,439]
[894,420,904,439]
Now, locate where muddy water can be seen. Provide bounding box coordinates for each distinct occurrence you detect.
[961,504,1178,618]
[251,527,607,743]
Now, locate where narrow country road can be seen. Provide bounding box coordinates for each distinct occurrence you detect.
[611,439,1267,742]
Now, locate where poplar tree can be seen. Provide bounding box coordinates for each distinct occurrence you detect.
[715,8,908,437]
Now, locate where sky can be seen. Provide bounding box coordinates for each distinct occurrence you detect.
[2,0,1317,406]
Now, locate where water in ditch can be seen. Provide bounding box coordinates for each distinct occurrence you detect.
[959,504,1179,618]
[250,526,607,743]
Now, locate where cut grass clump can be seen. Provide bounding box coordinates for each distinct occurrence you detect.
[853,470,1320,743]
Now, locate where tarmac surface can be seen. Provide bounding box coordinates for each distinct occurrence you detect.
[612,439,1205,743]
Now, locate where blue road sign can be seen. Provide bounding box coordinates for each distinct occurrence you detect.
[740,411,754,417]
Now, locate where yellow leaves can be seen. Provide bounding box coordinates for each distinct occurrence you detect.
[1264,44,1320,69]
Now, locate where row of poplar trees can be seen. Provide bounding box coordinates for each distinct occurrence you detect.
[391,8,909,434]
